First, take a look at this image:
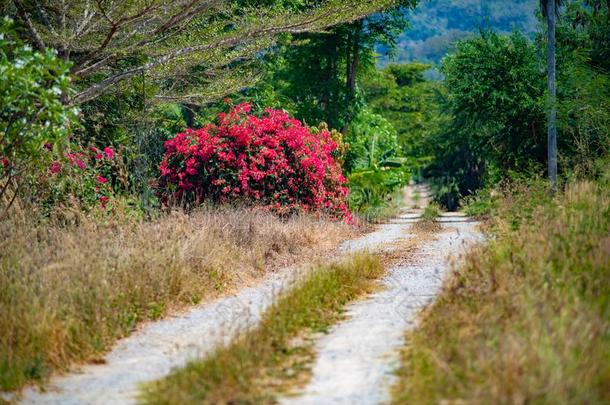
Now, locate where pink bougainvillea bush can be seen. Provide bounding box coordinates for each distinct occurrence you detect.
[38,144,116,212]
[157,103,351,221]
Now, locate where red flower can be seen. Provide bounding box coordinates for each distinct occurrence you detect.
[100,196,109,209]
[97,176,108,184]
[65,152,86,169]
[103,147,114,159]
[50,162,61,174]
[95,153,103,160]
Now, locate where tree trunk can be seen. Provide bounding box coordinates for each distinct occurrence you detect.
[341,21,362,134]
[547,0,558,191]
[346,21,362,98]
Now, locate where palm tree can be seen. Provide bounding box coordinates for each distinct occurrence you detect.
[541,0,561,190]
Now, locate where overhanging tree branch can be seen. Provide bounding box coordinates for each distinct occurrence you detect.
[12,0,403,105]
[12,0,46,50]
[70,5,371,104]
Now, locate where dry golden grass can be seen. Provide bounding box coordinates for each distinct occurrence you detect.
[0,206,354,391]
[392,181,610,404]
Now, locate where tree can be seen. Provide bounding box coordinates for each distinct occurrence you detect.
[552,0,610,176]
[244,0,417,130]
[5,0,407,106]
[441,31,546,171]
[362,62,445,161]
[0,18,77,214]
[425,31,546,208]
[542,0,561,189]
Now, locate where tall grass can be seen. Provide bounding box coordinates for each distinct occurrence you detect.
[392,180,610,403]
[142,253,384,404]
[0,207,352,391]
[421,202,441,221]
[411,202,441,233]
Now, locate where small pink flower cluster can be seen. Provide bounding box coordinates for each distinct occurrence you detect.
[48,145,115,209]
[157,103,351,221]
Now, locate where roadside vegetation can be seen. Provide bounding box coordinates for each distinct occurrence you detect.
[415,2,609,210]
[0,209,351,391]
[141,252,385,404]
[392,177,610,403]
[390,3,610,400]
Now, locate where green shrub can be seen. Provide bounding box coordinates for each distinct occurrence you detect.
[0,17,78,213]
[421,203,440,222]
[344,109,401,173]
[348,168,409,221]
[462,188,497,217]
[429,175,461,211]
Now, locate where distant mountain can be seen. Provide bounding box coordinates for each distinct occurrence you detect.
[378,0,540,66]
